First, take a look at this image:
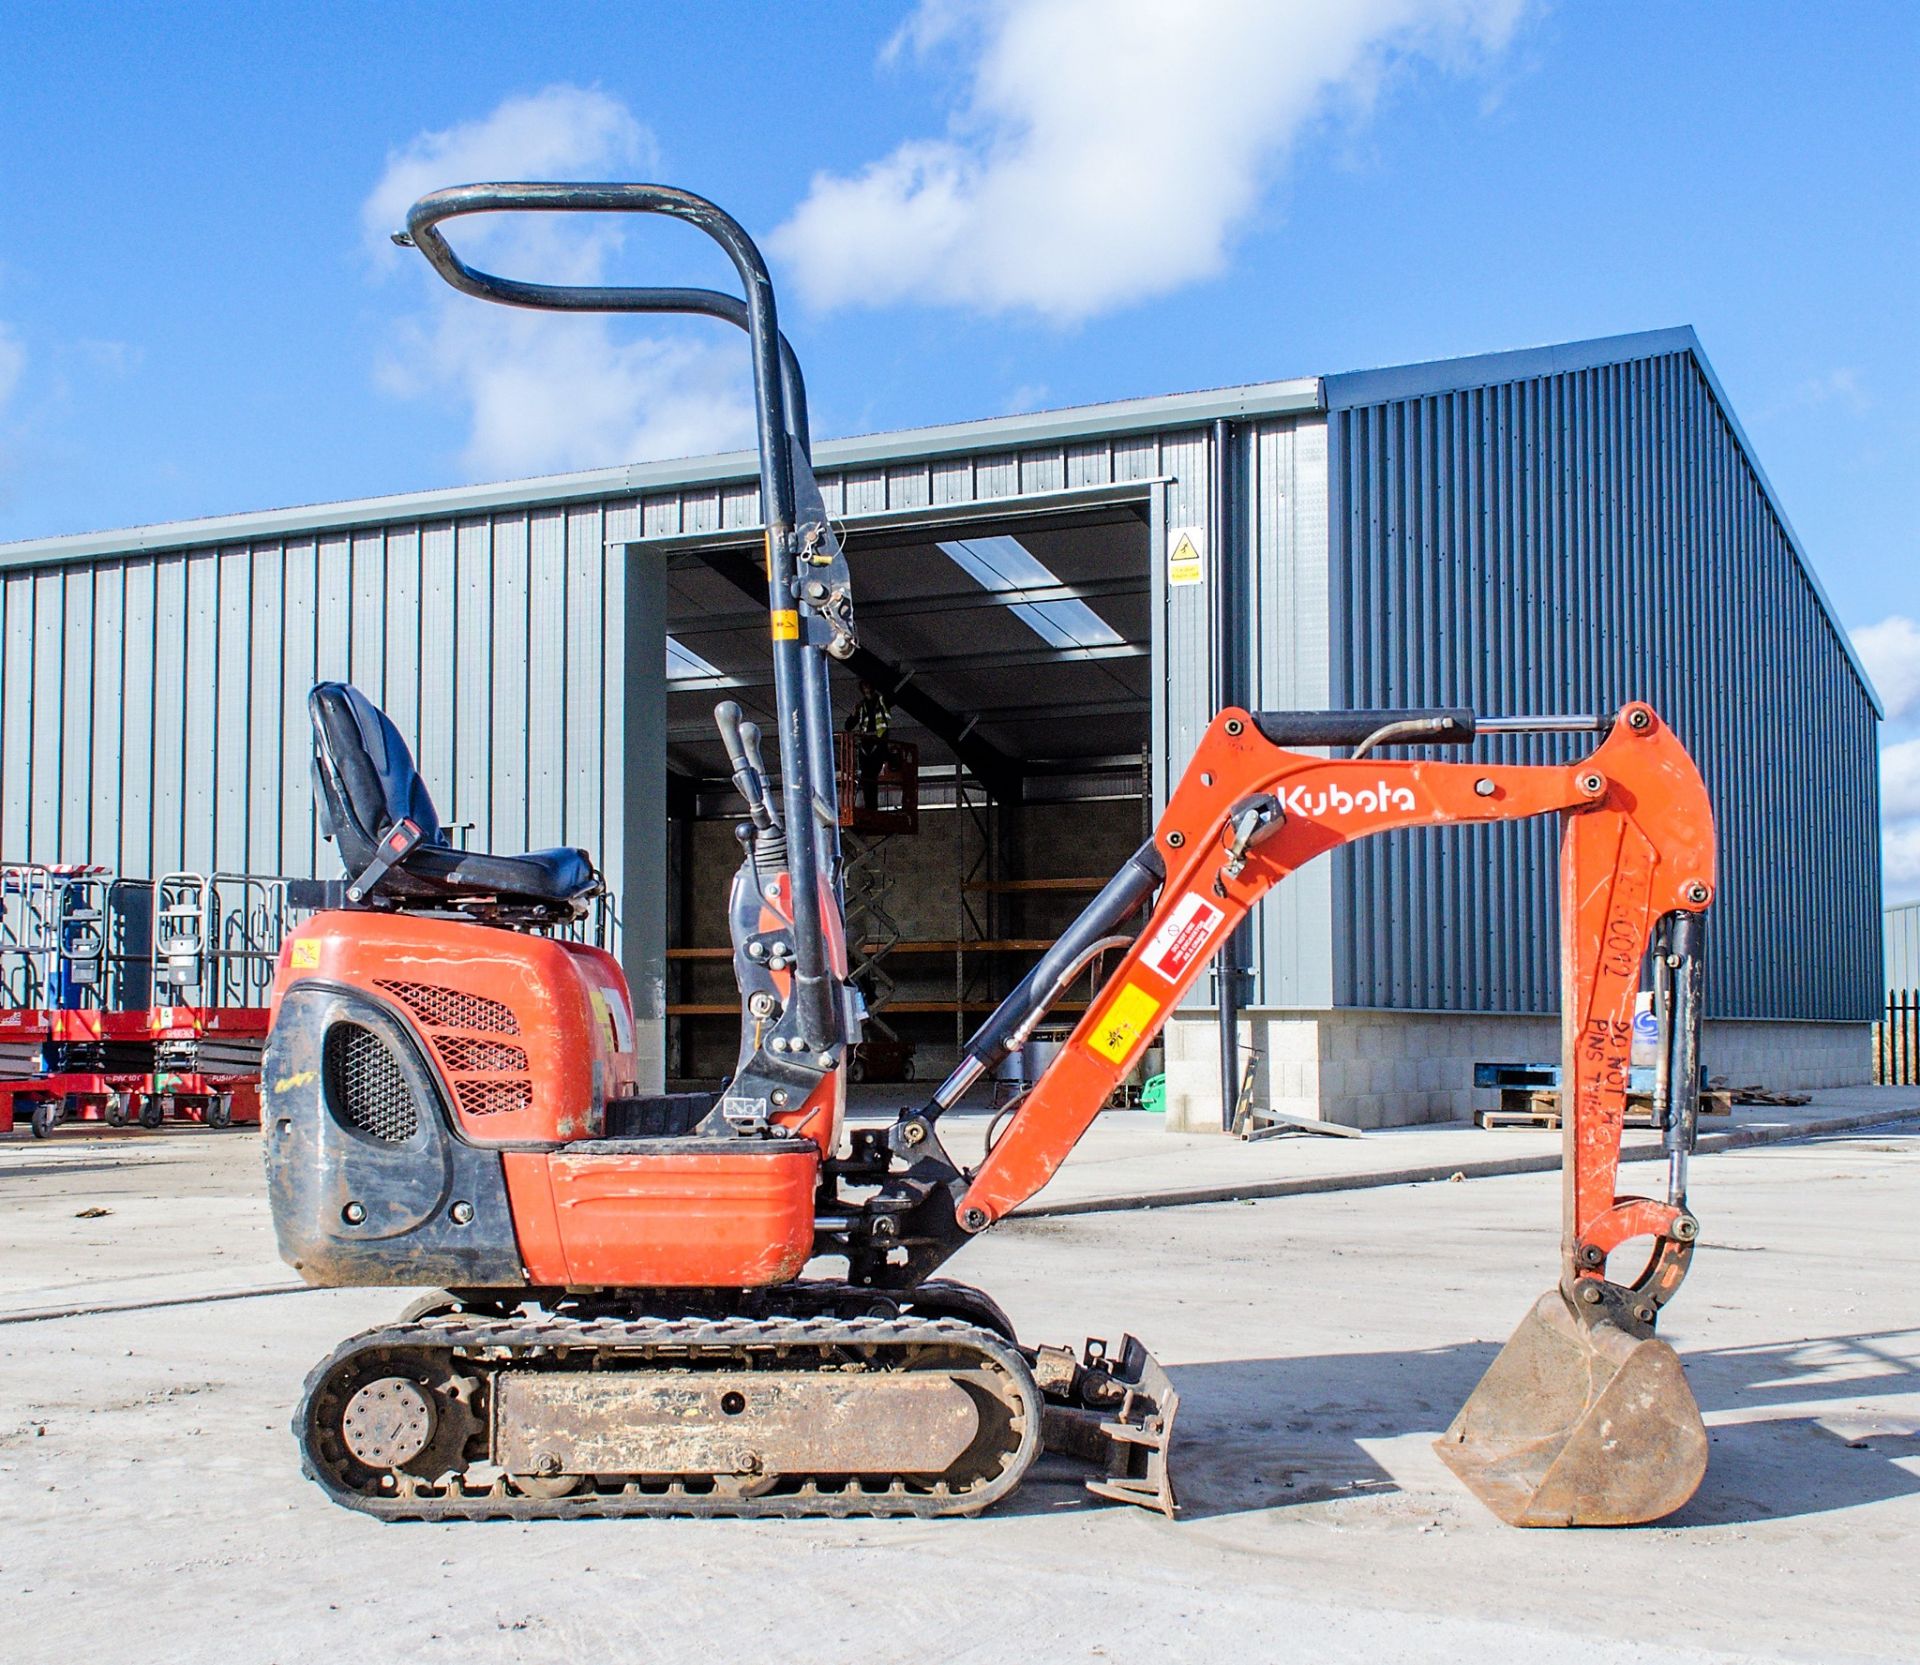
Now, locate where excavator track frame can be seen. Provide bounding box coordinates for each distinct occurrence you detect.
[297,1313,1043,1521]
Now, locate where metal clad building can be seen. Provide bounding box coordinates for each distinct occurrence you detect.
[1321,341,1881,1023]
[0,327,1883,1115]
[1889,903,1920,993]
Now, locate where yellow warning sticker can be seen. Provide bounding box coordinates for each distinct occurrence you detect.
[771,609,800,641]
[1086,981,1162,1064]
[1168,527,1205,587]
[290,939,320,969]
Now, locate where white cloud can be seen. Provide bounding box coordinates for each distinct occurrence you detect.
[0,324,24,411]
[772,0,1528,321]
[71,338,141,377]
[1885,738,1920,895]
[1885,737,1920,822]
[1793,367,1870,414]
[362,86,651,258]
[1854,614,1920,722]
[366,86,754,478]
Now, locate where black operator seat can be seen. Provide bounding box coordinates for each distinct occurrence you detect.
[308,682,597,911]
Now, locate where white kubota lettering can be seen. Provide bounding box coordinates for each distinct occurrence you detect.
[1283,779,1417,819]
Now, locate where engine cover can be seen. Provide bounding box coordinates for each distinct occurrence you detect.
[262,981,523,1287]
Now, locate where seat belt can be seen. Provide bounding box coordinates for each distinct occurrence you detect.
[346,819,426,904]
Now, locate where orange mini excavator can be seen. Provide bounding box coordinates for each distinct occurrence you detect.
[264,183,1717,1527]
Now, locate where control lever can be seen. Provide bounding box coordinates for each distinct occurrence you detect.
[715,701,779,832]
[738,720,781,830]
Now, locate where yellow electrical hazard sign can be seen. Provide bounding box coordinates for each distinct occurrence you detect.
[1167,527,1205,586]
[771,609,800,641]
[1086,981,1162,1064]
[290,939,321,969]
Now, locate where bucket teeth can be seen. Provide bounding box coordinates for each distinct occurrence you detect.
[1035,1334,1179,1517]
[1435,1288,1707,1527]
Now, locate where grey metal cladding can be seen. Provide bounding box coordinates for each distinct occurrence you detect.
[0,343,1878,1031]
[0,508,640,973]
[1889,902,1920,994]
[0,422,1183,973]
[1325,349,1881,1022]
[1244,415,1335,1009]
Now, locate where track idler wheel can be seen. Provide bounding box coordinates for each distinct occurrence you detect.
[305,1349,484,1501]
[1435,1284,1706,1527]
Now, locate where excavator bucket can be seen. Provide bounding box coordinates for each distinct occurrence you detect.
[1435,1289,1707,1527]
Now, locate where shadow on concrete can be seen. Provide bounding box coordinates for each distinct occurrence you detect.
[1001,1340,1497,1521]
[1008,1325,1920,1526]
[1675,1326,1920,1526]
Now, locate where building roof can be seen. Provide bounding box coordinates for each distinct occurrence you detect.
[0,327,1877,711]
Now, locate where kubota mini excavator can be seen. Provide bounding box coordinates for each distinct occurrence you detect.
[263,182,1717,1527]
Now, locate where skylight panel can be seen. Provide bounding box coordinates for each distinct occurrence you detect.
[936,536,1124,651]
[665,636,723,681]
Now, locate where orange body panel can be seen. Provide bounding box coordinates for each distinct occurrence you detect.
[273,908,820,1289]
[274,909,641,1144]
[503,1146,818,1288]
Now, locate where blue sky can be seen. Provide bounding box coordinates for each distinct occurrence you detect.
[1,1,1915,888]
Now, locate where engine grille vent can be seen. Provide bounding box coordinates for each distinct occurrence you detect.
[325,1022,420,1143]
[433,1035,530,1073]
[375,979,519,1035]
[455,1078,534,1118]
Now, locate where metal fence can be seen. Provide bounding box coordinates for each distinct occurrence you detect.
[1878,989,1919,1086]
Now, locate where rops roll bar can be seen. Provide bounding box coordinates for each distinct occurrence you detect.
[398,182,841,1051]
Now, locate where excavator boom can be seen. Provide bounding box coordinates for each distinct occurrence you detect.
[873,698,1715,1525]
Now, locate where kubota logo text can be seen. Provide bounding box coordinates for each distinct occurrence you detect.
[1282,779,1419,818]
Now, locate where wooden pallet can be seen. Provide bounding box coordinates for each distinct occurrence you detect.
[1475,1087,1733,1131]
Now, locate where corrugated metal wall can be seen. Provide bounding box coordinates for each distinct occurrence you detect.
[0,420,1187,868]
[1325,350,1881,1021]
[1241,416,1336,1008]
[1889,902,1920,993]
[0,350,1879,1033]
[636,431,1170,535]
[0,419,1208,1069]
[0,503,640,891]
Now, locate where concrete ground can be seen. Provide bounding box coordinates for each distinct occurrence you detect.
[2,1103,1917,1663]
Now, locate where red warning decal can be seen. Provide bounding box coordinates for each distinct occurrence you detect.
[1140,893,1225,983]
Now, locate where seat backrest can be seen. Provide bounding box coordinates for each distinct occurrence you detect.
[309,683,447,865]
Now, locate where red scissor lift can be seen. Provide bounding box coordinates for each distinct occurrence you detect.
[0,864,115,1137]
[0,866,291,1137]
[143,872,288,1130]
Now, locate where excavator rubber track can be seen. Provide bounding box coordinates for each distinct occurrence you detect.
[296,1312,1042,1520]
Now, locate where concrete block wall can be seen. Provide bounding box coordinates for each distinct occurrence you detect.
[1699,1021,1873,1090]
[1163,1010,1874,1132]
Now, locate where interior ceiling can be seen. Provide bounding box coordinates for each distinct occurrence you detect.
[662,506,1151,787]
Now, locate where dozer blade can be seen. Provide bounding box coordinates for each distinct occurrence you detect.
[1032,1333,1179,1516]
[1435,1288,1707,1527]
